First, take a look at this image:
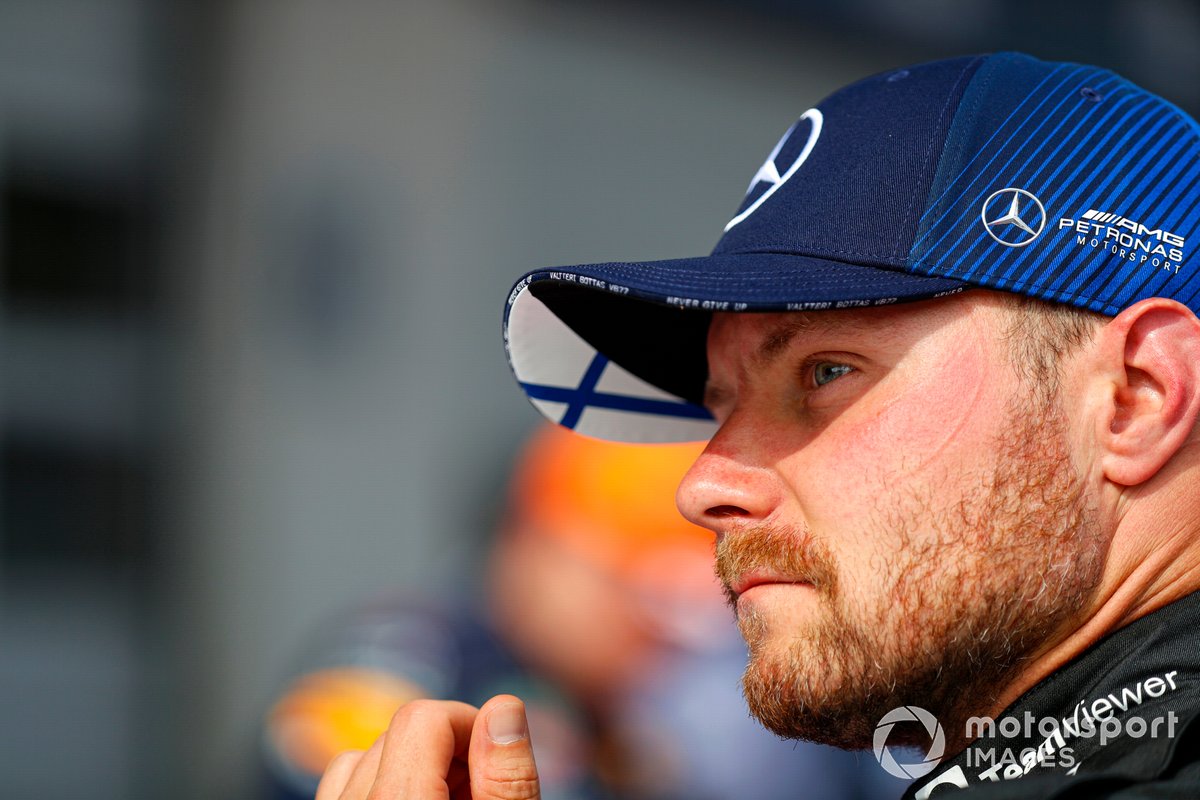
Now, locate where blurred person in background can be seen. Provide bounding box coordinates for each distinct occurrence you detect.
[264,424,889,800]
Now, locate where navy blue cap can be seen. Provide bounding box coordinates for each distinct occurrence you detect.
[504,52,1200,442]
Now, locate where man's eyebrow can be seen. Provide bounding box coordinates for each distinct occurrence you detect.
[703,313,871,409]
[753,313,869,366]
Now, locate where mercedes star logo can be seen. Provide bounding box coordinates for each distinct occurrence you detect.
[981,187,1046,248]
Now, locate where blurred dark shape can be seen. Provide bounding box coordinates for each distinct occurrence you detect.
[573,0,1199,113]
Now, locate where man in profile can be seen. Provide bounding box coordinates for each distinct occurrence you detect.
[319,52,1200,799]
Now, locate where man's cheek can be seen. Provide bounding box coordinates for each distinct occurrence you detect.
[854,355,996,480]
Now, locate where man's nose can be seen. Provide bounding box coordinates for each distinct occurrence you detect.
[675,439,782,537]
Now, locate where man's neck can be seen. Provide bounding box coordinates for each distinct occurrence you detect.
[984,460,1200,725]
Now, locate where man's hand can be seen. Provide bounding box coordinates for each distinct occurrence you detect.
[315,694,540,800]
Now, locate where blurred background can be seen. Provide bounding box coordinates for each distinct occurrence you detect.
[0,1,1195,798]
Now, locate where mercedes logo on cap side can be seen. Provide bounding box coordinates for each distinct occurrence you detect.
[981,188,1046,247]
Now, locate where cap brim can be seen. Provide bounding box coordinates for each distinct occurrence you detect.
[505,251,968,443]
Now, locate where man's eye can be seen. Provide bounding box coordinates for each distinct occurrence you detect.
[812,362,854,387]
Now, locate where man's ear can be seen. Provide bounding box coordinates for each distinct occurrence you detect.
[1096,298,1200,487]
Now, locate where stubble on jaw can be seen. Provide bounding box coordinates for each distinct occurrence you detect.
[714,396,1106,751]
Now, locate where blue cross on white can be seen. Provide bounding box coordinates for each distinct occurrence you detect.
[506,289,715,443]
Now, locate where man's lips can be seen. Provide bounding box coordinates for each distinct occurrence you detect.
[729,571,813,598]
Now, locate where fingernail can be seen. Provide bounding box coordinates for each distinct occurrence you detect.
[487,702,528,744]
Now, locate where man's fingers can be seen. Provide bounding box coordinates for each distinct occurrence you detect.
[371,699,479,798]
[314,749,363,800]
[469,695,541,800]
[312,696,534,800]
[328,736,385,800]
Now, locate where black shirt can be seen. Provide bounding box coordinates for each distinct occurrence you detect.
[904,590,1200,799]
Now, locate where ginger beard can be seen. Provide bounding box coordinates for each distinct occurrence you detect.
[714,393,1106,750]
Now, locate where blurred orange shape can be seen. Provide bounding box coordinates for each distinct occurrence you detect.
[267,667,426,775]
